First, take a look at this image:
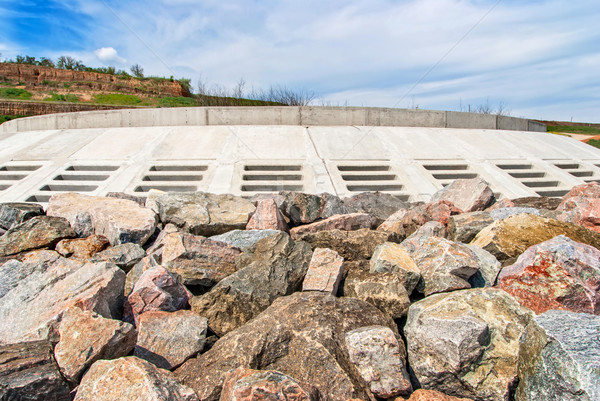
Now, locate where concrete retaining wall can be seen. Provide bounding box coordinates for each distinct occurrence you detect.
[0,106,545,133]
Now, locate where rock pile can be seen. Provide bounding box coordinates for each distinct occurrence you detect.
[1,179,600,401]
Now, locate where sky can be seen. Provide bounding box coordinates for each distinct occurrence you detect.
[0,0,598,122]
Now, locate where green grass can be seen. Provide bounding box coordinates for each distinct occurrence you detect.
[93,93,142,105]
[158,96,198,107]
[586,139,600,149]
[0,88,33,100]
[547,125,600,136]
[0,115,25,124]
[47,92,79,102]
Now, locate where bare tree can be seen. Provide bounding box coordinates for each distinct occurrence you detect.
[130,64,144,78]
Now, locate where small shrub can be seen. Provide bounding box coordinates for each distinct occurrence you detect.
[158,96,198,107]
[0,88,33,100]
[93,93,142,105]
[47,92,79,102]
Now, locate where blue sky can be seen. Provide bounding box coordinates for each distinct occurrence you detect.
[0,0,598,122]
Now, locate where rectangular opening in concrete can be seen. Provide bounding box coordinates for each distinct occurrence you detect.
[522,181,560,188]
[423,164,469,171]
[536,189,570,197]
[244,165,302,171]
[241,184,304,192]
[0,165,42,171]
[496,164,533,170]
[431,173,478,180]
[554,163,580,169]
[0,185,9,191]
[65,165,119,172]
[346,184,404,191]
[337,165,390,172]
[341,174,397,181]
[26,195,51,202]
[149,165,208,172]
[242,174,302,181]
[53,174,110,181]
[142,175,203,182]
[134,185,198,192]
[570,171,594,177]
[0,174,27,180]
[40,184,98,192]
[508,172,546,178]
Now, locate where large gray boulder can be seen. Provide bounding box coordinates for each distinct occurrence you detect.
[0,216,76,257]
[516,310,600,401]
[405,288,533,401]
[431,178,494,212]
[0,202,44,230]
[209,229,281,251]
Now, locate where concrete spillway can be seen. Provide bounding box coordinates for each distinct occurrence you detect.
[1,106,599,204]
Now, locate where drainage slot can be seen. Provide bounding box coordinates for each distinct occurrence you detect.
[536,189,569,197]
[142,175,203,182]
[40,184,98,192]
[347,184,404,191]
[0,165,42,171]
[341,174,396,181]
[54,174,110,181]
[134,185,197,192]
[554,163,579,169]
[338,165,390,172]
[0,174,27,180]
[431,173,478,180]
[243,174,302,181]
[509,172,545,178]
[26,195,51,202]
[423,164,468,171]
[241,184,303,192]
[570,171,594,177]
[497,164,533,170]
[149,165,208,172]
[244,165,302,172]
[0,185,9,191]
[65,165,119,171]
[522,181,560,188]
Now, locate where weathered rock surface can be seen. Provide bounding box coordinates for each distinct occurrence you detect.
[377,208,409,238]
[486,198,515,211]
[158,231,242,287]
[54,306,137,384]
[560,182,600,201]
[91,242,146,271]
[0,258,125,344]
[0,215,76,257]
[405,389,474,401]
[320,192,350,219]
[55,234,110,259]
[370,242,421,295]
[290,213,375,239]
[498,235,600,314]
[406,220,448,240]
[302,247,344,294]
[489,207,540,220]
[280,191,325,224]
[516,310,600,401]
[344,262,411,318]
[191,232,312,336]
[557,195,600,233]
[210,229,281,251]
[0,340,70,401]
[463,244,502,287]
[0,202,44,230]
[471,213,600,262]
[345,326,411,398]
[47,193,157,246]
[152,192,255,236]
[402,236,481,296]
[177,292,398,401]
[124,265,191,326]
[343,192,410,226]
[431,178,494,212]
[296,228,392,261]
[511,196,561,210]
[134,310,207,370]
[405,288,533,401]
[124,255,160,296]
[448,212,494,243]
[246,198,289,231]
[220,367,321,401]
[74,356,198,401]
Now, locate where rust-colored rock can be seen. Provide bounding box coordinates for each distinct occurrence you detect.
[290,213,375,240]
[246,198,289,231]
[370,242,421,295]
[498,235,600,314]
[404,389,473,401]
[55,234,110,259]
[556,195,600,233]
[560,182,600,201]
[431,178,494,212]
[302,247,344,294]
[0,216,76,257]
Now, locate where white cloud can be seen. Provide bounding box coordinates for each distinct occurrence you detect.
[94,47,126,65]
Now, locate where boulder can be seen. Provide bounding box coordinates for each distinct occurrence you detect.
[290,213,375,239]
[511,196,561,210]
[0,216,76,257]
[190,232,312,336]
[343,192,410,226]
[0,340,70,401]
[560,181,600,201]
[377,208,409,238]
[220,367,321,401]
[406,220,448,240]
[296,228,392,261]
[280,191,325,224]
[402,236,481,296]
[405,288,533,401]
[54,306,137,384]
[0,202,44,230]
[302,247,344,294]
[47,193,157,246]
[463,244,502,287]
[343,262,411,319]
[378,201,460,238]
[124,265,191,326]
[489,207,540,220]
[485,198,515,211]
[210,229,281,251]
[152,192,255,236]
[406,389,474,401]
[448,212,493,243]
[55,234,110,259]
[424,200,463,226]
[158,231,242,287]
[556,196,600,233]
[516,310,600,401]
[74,357,198,401]
[319,192,350,219]
[0,258,125,344]
[90,242,146,271]
[471,213,600,262]
[370,242,421,295]
[498,235,600,314]
[106,191,146,206]
[431,178,494,212]
[246,198,288,231]
[345,326,412,398]
[176,292,398,401]
[124,255,159,296]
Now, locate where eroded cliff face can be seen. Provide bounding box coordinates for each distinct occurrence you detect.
[0,63,189,97]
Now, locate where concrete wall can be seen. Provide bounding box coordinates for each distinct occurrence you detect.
[0,106,546,133]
